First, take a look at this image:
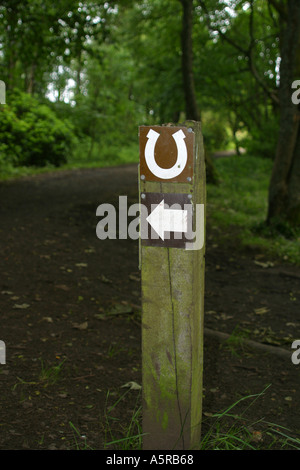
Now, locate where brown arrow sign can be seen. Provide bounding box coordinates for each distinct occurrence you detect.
[140,192,193,248]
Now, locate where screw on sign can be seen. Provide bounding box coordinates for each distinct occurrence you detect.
[139,122,206,450]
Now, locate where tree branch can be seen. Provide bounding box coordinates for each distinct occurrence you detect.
[199,0,279,106]
[267,0,287,20]
[198,0,248,55]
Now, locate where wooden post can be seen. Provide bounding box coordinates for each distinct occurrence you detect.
[139,121,206,450]
[0,80,5,105]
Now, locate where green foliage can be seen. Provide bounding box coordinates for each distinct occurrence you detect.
[0,90,76,167]
[253,217,300,240]
[242,113,279,159]
[207,155,300,265]
[117,0,184,124]
[201,110,231,153]
[0,0,285,171]
[194,0,280,156]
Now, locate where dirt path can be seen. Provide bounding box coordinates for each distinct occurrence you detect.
[0,165,299,450]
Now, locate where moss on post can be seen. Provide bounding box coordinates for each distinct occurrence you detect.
[140,121,206,450]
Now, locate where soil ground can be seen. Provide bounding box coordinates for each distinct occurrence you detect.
[0,164,299,450]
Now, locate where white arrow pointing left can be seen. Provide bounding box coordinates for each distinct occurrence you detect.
[146,199,188,241]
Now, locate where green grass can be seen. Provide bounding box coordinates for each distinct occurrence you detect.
[99,385,300,450]
[0,162,60,181]
[207,155,273,227]
[221,325,250,357]
[0,141,139,181]
[39,358,66,386]
[200,385,300,450]
[102,389,145,450]
[69,421,93,450]
[207,155,300,265]
[70,140,139,168]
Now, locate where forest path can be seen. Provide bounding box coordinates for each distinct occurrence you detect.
[0,164,299,449]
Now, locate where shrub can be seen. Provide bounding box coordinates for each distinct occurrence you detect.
[0,90,76,167]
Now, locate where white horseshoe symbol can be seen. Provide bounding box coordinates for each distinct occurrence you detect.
[145,129,188,179]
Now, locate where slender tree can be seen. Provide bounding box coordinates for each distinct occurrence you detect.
[179,0,201,121]
[179,0,218,183]
[267,0,300,226]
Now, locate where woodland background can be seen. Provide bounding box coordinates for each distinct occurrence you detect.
[0,0,299,233]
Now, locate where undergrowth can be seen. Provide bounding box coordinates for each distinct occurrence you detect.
[83,385,300,451]
[207,155,300,265]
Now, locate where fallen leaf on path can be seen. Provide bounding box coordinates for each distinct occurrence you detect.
[129,274,140,282]
[264,337,282,346]
[13,303,30,309]
[72,321,88,330]
[44,239,55,245]
[43,317,53,323]
[100,275,112,284]
[1,291,13,295]
[254,307,270,315]
[121,381,141,390]
[254,260,274,268]
[94,313,107,320]
[55,284,70,291]
[84,248,95,254]
[75,263,88,268]
[220,313,233,320]
[106,304,133,316]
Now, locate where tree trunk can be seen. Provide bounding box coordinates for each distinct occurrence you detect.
[180,0,200,122]
[26,64,36,95]
[267,0,300,226]
[179,0,218,183]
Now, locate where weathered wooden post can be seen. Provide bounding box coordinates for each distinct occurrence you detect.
[139,121,206,450]
[0,80,5,105]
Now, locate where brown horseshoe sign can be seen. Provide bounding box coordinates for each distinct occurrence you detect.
[139,126,194,183]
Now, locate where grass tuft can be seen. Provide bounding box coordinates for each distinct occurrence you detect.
[200,385,300,450]
[102,389,145,450]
